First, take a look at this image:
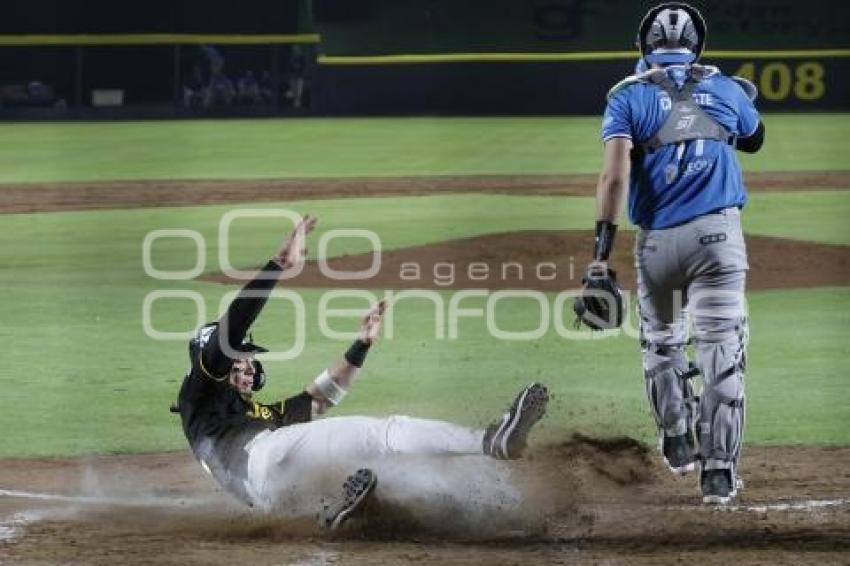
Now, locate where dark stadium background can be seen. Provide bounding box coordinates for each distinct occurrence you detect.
[1,0,848,117]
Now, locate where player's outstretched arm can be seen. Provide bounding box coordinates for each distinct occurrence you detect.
[305,300,388,415]
[271,214,318,271]
[201,215,318,378]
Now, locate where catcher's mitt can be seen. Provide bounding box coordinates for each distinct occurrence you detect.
[573,262,625,330]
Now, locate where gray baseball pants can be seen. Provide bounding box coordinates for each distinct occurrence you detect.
[635,207,748,472]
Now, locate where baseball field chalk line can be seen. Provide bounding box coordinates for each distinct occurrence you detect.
[721,498,850,513]
[0,519,21,542]
[3,488,848,514]
[0,488,208,508]
[648,498,850,513]
[0,511,53,543]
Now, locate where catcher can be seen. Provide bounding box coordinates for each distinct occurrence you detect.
[574,3,764,504]
[175,215,549,529]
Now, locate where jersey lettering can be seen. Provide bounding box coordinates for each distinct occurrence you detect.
[693,92,713,105]
[659,92,712,111]
[683,159,711,177]
[197,325,215,347]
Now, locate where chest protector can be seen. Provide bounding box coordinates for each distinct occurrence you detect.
[641,68,734,153]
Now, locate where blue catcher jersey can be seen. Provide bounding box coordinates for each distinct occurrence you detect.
[601,65,760,230]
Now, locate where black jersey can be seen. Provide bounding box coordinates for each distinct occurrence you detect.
[176,260,310,502]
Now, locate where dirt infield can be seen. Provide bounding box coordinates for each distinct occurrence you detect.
[202,230,850,292]
[1,439,848,564]
[0,170,848,213]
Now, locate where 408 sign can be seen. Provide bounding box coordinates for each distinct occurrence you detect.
[724,58,849,109]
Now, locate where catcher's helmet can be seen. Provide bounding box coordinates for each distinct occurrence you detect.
[637,3,706,66]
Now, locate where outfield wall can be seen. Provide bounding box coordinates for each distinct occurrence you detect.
[312,55,850,115]
[313,0,850,55]
[309,0,850,114]
[2,0,849,117]
[5,45,847,118]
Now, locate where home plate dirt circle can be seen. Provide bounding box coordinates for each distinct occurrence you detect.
[1,438,849,564]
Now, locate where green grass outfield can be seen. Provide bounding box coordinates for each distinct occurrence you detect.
[0,116,848,458]
[0,113,848,183]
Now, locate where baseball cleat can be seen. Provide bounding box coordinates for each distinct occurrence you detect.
[700,468,737,505]
[661,433,697,475]
[320,468,377,531]
[484,382,549,460]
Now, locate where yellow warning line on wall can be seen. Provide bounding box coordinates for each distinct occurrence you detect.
[3,37,847,61]
[318,49,850,65]
[0,34,320,46]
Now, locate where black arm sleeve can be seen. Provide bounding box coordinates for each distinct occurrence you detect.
[201,260,283,378]
[736,121,765,154]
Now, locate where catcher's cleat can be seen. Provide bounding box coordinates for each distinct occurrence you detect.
[320,468,377,531]
[701,468,737,505]
[661,433,697,475]
[484,383,549,460]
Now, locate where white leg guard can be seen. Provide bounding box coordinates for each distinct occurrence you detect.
[693,295,748,471]
[643,344,694,437]
[696,331,746,470]
[639,302,695,440]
